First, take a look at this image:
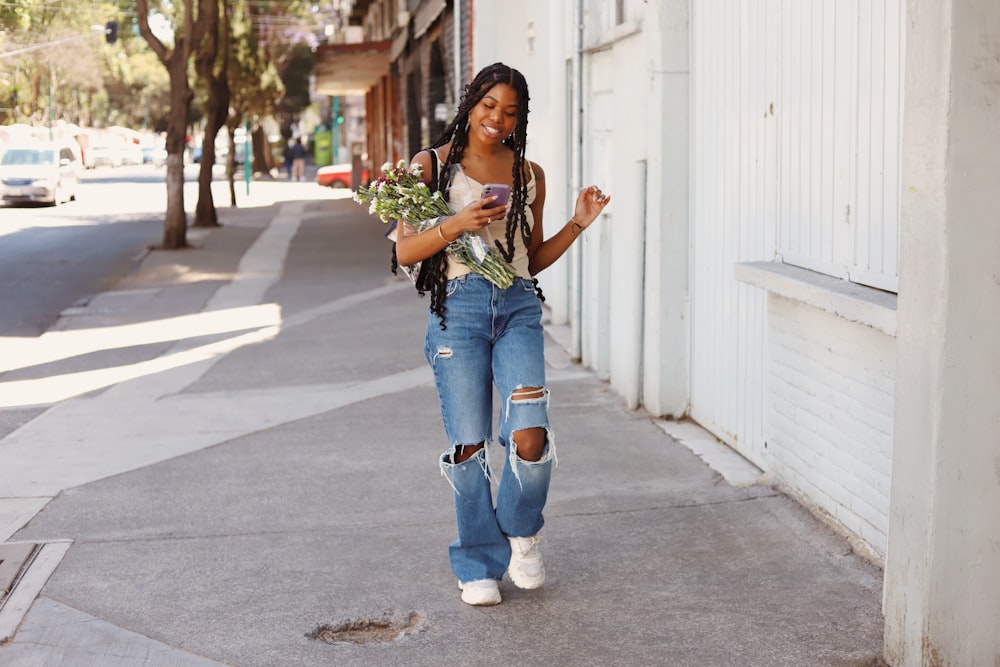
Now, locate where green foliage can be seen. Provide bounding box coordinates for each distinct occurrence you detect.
[226,0,285,128]
[1,0,332,130]
[277,43,314,115]
[0,0,165,127]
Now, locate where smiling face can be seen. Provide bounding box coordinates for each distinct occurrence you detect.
[467,83,520,145]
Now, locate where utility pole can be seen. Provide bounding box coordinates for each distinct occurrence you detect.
[48,65,54,140]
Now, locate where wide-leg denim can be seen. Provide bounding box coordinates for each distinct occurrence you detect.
[425,273,556,583]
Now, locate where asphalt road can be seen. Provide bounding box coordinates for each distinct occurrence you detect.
[0,164,200,337]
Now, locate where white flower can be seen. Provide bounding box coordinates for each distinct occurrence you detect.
[381,161,393,172]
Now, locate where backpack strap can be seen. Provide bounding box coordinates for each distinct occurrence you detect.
[427,147,440,192]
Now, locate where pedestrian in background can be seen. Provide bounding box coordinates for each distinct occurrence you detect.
[283,138,294,180]
[396,62,611,606]
[290,138,306,181]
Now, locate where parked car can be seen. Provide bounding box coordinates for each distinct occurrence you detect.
[85,141,123,168]
[107,126,144,165]
[316,162,369,188]
[0,141,82,205]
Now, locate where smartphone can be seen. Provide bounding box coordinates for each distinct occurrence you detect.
[481,183,511,208]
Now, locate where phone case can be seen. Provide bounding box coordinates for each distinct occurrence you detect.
[481,183,511,207]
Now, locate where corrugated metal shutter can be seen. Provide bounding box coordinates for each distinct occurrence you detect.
[775,0,903,291]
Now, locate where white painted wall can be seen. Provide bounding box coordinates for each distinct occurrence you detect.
[478,0,691,415]
[642,0,690,418]
[884,0,1000,663]
[470,1,576,327]
[689,0,774,461]
[469,4,1000,661]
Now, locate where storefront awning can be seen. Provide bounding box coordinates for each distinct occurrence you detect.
[314,40,392,95]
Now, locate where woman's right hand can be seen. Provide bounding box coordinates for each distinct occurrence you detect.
[442,195,508,238]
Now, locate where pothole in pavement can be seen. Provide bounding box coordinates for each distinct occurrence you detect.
[306,611,425,645]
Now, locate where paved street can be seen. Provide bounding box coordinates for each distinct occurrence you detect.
[0,180,884,666]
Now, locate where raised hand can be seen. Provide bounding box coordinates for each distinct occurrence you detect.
[573,185,611,229]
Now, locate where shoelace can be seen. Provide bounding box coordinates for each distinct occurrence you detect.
[512,536,540,559]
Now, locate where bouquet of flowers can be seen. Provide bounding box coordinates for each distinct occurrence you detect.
[353,159,517,289]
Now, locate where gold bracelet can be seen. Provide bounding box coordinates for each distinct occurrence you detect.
[437,224,453,243]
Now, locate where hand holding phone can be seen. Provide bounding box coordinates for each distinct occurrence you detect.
[481,183,511,208]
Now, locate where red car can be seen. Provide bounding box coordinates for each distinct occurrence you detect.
[316,163,369,188]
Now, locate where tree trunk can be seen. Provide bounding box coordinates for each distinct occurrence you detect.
[251,125,271,176]
[193,0,228,227]
[194,74,229,226]
[30,70,41,118]
[194,134,219,227]
[163,152,187,248]
[161,53,194,249]
[136,0,216,250]
[226,127,238,207]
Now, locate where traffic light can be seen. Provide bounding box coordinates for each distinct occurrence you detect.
[105,21,118,44]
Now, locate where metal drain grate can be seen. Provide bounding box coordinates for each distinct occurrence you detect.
[307,611,424,645]
[0,543,41,610]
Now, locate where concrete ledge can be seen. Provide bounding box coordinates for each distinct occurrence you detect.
[0,540,72,643]
[735,261,897,336]
[656,419,765,487]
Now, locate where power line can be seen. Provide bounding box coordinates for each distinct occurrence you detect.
[0,29,102,59]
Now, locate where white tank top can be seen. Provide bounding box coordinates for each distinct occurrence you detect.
[440,155,537,280]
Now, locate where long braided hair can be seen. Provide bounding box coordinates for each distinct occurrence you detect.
[392,62,540,328]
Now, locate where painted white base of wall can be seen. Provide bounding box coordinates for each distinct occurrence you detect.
[655,419,764,487]
[766,294,895,559]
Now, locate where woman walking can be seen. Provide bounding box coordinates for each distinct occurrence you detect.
[396,62,610,606]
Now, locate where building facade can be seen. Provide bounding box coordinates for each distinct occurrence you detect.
[321,1,1000,663]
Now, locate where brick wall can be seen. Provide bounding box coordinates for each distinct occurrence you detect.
[765,294,895,558]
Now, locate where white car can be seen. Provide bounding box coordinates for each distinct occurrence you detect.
[0,141,83,205]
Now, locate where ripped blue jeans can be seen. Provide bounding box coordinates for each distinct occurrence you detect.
[425,273,556,583]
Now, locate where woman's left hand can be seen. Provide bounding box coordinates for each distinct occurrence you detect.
[573,185,611,229]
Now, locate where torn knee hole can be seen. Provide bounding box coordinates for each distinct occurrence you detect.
[452,443,484,463]
[511,386,546,402]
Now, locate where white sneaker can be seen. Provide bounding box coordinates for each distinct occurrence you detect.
[457,579,502,606]
[507,534,545,589]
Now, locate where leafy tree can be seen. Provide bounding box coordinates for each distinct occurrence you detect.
[222,0,284,202]
[135,0,215,249]
[240,0,322,166]
[0,0,109,124]
[122,51,172,130]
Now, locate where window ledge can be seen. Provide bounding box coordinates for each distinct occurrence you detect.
[735,261,897,336]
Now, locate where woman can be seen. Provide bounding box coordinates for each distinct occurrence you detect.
[396,62,610,606]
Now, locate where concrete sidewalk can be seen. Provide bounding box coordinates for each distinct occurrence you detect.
[0,186,885,666]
